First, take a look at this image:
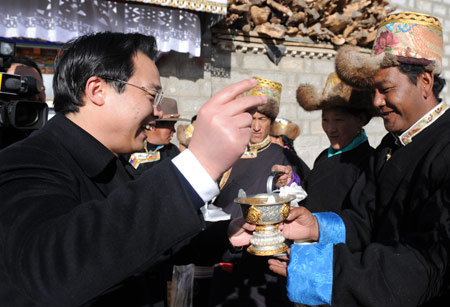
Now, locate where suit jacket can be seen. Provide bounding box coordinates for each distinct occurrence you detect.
[0,114,207,306]
[331,109,450,306]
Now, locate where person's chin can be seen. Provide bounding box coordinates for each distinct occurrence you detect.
[383,121,399,134]
[330,141,343,150]
[382,113,401,131]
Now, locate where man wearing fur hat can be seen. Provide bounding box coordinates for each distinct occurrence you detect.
[215,77,309,218]
[261,12,450,306]
[209,78,310,306]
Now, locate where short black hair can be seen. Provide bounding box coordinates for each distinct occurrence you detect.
[398,63,446,102]
[53,32,157,114]
[9,57,43,78]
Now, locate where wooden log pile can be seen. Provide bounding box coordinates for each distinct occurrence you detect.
[221,0,395,47]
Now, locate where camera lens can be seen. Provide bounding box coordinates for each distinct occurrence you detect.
[14,101,39,127]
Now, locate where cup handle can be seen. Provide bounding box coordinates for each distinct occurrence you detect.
[266,171,283,193]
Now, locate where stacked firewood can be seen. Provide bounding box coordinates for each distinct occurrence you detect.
[222,0,395,47]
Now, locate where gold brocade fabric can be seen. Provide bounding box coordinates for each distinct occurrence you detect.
[241,136,271,159]
[372,11,443,67]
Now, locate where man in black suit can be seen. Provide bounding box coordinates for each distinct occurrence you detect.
[0,32,264,306]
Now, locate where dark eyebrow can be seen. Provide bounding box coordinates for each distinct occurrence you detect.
[147,83,161,91]
[373,79,394,88]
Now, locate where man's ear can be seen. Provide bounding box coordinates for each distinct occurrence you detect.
[418,71,434,99]
[85,76,106,106]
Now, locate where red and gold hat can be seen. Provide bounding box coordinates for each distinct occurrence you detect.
[335,11,443,89]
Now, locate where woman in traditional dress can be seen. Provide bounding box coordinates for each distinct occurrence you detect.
[297,72,376,212]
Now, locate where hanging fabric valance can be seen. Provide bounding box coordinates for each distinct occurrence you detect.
[0,0,202,57]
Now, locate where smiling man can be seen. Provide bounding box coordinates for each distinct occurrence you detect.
[0,32,265,306]
[262,11,450,306]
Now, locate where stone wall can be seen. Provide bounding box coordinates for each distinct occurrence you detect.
[158,2,450,168]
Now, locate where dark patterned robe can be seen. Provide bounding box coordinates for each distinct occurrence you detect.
[210,142,310,307]
[215,142,310,219]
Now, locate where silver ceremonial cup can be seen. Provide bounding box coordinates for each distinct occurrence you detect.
[234,193,295,256]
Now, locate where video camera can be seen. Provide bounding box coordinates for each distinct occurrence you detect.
[0,39,48,131]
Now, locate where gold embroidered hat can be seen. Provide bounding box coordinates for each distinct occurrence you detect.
[156,97,190,122]
[335,11,443,89]
[296,72,375,125]
[270,118,301,141]
[243,77,282,120]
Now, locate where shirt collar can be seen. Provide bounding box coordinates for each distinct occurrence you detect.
[397,102,448,146]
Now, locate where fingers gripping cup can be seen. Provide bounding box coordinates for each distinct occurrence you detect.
[235,193,295,256]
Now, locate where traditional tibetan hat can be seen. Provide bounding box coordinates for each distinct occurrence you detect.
[296,72,376,125]
[176,123,194,148]
[335,11,443,89]
[243,77,281,120]
[156,97,190,122]
[270,118,301,141]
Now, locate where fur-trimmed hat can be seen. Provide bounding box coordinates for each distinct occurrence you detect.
[176,123,194,147]
[296,72,375,125]
[270,118,301,141]
[335,11,443,89]
[243,77,281,120]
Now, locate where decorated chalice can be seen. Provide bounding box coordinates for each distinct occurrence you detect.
[235,193,295,256]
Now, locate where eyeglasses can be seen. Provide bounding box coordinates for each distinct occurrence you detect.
[103,77,164,106]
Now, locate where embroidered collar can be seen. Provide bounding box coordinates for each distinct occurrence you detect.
[249,135,271,151]
[398,102,447,146]
[241,135,271,159]
[144,142,164,155]
[128,142,164,169]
